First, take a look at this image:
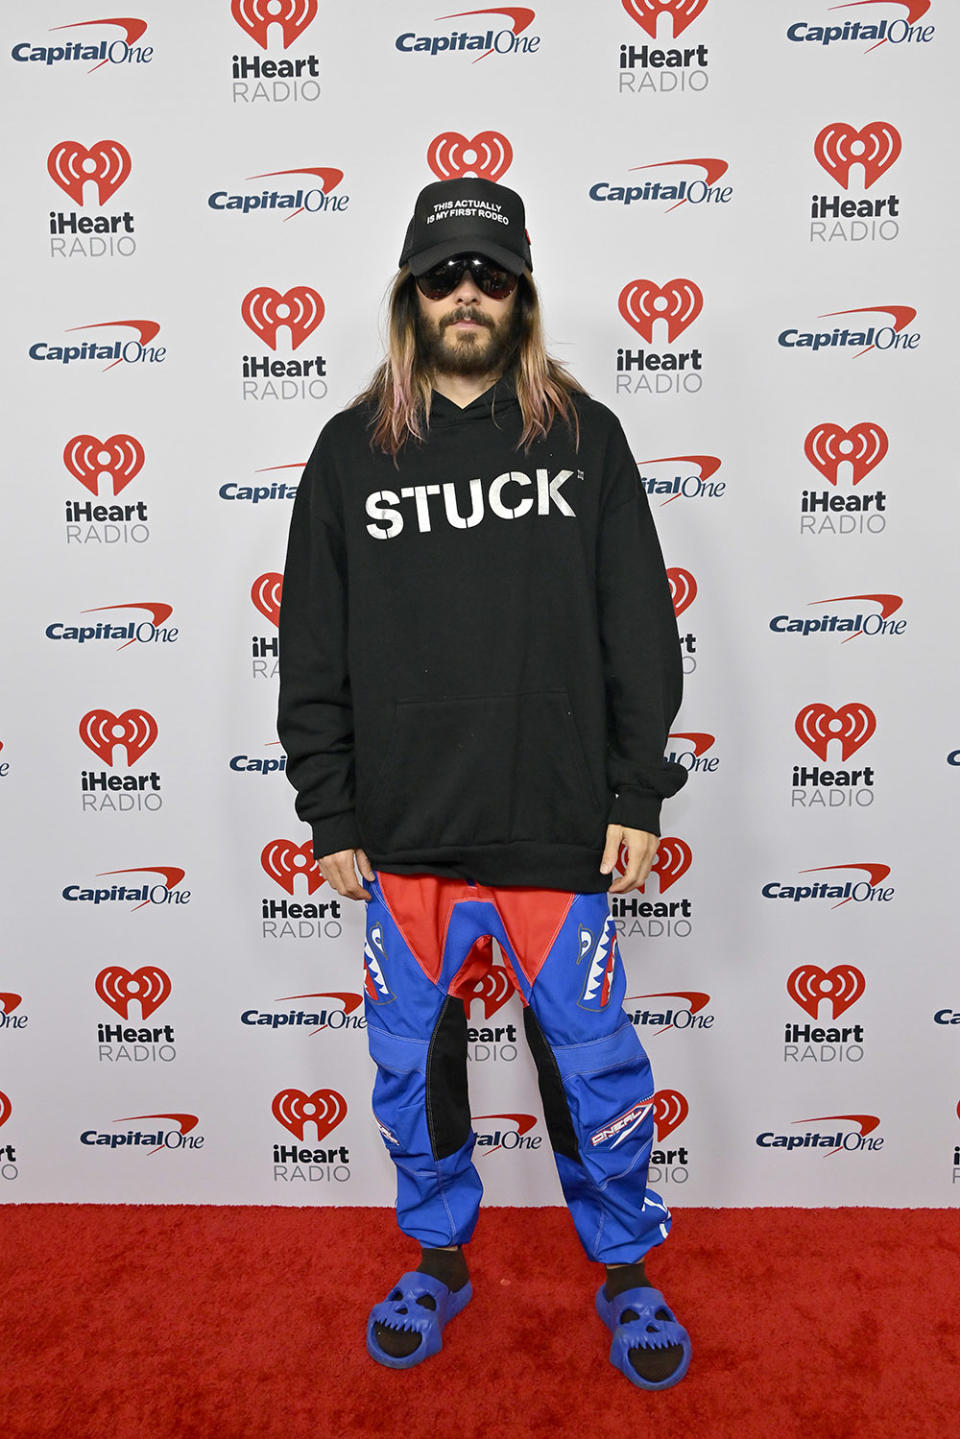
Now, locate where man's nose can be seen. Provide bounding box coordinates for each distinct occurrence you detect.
[451,270,484,304]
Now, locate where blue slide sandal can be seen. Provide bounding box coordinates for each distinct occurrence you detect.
[595,1283,692,1390]
[366,1270,473,1369]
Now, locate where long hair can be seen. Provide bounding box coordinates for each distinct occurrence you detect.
[352,266,584,458]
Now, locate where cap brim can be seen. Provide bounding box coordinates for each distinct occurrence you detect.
[407,234,528,277]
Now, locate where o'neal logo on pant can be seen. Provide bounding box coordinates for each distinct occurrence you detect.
[590,1098,654,1148]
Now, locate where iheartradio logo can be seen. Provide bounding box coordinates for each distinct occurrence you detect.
[652,1089,688,1142]
[272,1087,346,1141]
[426,131,513,181]
[252,572,283,626]
[462,964,515,1019]
[622,0,709,39]
[232,0,318,48]
[787,964,865,1020]
[804,422,887,485]
[619,279,703,344]
[628,837,692,893]
[48,140,131,205]
[814,122,901,190]
[0,1091,11,1127]
[96,965,171,1020]
[667,567,697,617]
[64,434,144,497]
[795,703,875,761]
[241,287,323,351]
[261,838,324,895]
[79,709,157,765]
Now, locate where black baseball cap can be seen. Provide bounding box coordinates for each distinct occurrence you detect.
[399,178,533,276]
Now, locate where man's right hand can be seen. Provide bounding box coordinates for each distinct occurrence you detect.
[318,846,376,901]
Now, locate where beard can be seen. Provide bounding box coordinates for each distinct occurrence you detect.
[416,301,520,379]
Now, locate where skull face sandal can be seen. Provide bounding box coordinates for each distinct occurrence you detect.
[366,1271,473,1369]
[595,1284,692,1390]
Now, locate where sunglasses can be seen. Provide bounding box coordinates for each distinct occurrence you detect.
[414,254,519,301]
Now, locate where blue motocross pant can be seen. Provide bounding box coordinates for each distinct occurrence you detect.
[362,870,672,1265]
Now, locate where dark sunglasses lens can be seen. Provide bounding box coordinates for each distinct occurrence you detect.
[416,257,518,301]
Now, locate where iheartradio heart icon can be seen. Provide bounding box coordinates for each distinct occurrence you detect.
[652,1089,688,1142]
[251,572,283,626]
[0,1091,10,1128]
[79,709,157,766]
[619,279,703,344]
[426,131,513,182]
[47,140,131,206]
[462,960,515,1020]
[813,122,901,190]
[63,434,145,497]
[639,837,693,894]
[241,286,324,351]
[272,1087,346,1141]
[96,965,172,1020]
[803,423,888,486]
[795,703,876,762]
[622,0,709,39]
[261,837,325,895]
[667,568,697,617]
[787,964,865,1020]
[231,0,318,49]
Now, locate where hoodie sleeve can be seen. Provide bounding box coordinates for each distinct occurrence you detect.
[276,429,360,860]
[596,412,687,836]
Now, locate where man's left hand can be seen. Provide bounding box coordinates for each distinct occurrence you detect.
[600,825,659,893]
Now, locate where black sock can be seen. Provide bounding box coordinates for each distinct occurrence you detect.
[603,1260,648,1302]
[417,1245,469,1292]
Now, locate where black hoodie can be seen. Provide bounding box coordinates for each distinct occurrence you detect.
[277,377,686,893]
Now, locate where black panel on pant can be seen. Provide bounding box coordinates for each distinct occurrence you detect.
[425,996,471,1160]
[523,1006,581,1163]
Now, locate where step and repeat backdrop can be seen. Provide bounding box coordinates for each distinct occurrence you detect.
[2,0,957,1211]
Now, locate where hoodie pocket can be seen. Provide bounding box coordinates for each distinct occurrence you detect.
[359,690,604,852]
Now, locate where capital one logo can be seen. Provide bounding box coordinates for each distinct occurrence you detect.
[814,122,901,189]
[64,433,144,497]
[787,964,865,1019]
[232,0,318,48]
[472,1112,538,1156]
[652,1089,688,1141]
[667,568,697,617]
[619,279,703,343]
[622,0,709,38]
[272,1087,346,1141]
[241,287,323,350]
[261,838,324,895]
[795,703,876,761]
[804,422,887,485]
[79,708,157,765]
[252,572,283,625]
[47,140,131,205]
[96,965,171,1019]
[426,131,512,180]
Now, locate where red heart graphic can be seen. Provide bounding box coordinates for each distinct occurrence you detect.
[251,572,283,626]
[261,837,325,895]
[787,964,866,1020]
[667,567,697,617]
[803,422,888,486]
[272,1088,346,1141]
[241,287,324,352]
[634,837,692,894]
[63,434,145,497]
[79,709,158,765]
[47,140,131,205]
[0,1091,10,1127]
[622,0,710,39]
[95,966,172,1020]
[813,121,901,190]
[619,278,703,343]
[426,131,513,181]
[795,702,876,761]
[652,1089,688,1141]
[231,0,318,49]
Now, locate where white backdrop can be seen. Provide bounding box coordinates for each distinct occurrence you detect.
[3,0,958,1209]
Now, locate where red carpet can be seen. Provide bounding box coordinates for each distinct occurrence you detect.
[3,1205,957,1438]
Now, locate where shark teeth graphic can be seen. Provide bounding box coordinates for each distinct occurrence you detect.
[363,934,392,1002]
[580,919,617,1009]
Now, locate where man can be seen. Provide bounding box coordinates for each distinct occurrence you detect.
[277,177,691,1390]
